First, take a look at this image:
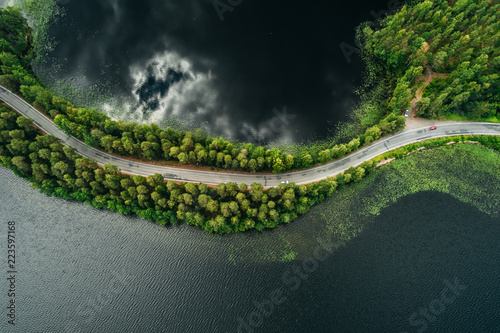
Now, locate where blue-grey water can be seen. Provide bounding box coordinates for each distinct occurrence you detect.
[0,166,499,332]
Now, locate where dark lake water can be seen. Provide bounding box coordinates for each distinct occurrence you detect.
[0,166,499,333]
[36,0,394,143]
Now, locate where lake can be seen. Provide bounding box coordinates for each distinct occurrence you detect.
[1,166,499,332]
[35,0,395,143]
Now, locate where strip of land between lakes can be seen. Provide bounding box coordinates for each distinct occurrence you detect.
[1,85,499,187]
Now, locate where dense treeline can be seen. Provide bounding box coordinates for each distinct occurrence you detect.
[0,6,32,60]
[0,104,377,233]
[358,0,500,120]
[376,134,500,160]
[3,102,498,234]
[0,7,405,174]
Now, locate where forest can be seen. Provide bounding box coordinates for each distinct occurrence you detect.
[0,103,378,233]
[357,0,500,121]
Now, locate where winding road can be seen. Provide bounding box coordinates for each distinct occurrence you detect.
[1,85,499,187]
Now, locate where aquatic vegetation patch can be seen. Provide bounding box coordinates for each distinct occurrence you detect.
[233,144,500,263]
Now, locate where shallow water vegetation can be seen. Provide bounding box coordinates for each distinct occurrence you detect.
[9,0,64,63]
[321,143,499,248]
[229,143,500,263]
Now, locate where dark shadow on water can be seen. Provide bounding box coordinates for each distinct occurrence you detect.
[259,191,500,333]
[40,0,394,142]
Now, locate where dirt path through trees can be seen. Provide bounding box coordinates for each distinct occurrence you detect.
[409,66,451,118]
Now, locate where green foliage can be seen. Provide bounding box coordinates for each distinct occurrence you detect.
[358,0,499,120]
[0,101,400,234]
[0,7,32,59]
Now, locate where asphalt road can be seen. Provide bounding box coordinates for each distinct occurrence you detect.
[1,85,499,187]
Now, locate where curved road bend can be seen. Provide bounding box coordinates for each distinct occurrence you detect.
[1,85,500,187]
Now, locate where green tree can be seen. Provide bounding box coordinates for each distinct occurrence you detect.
[301,154,313,168]
[11,156,30,173]
[318,149,331,163]
[272,157,286,173]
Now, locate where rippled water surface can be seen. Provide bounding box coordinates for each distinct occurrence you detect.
[0,166,499,332]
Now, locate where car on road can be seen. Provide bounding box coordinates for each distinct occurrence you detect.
[281,180,289,184]
[405,109,409,118]
[430,126,437,130]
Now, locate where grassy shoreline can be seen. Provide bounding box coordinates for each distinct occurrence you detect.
[228,142,500,263]
[1,139,497,265]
